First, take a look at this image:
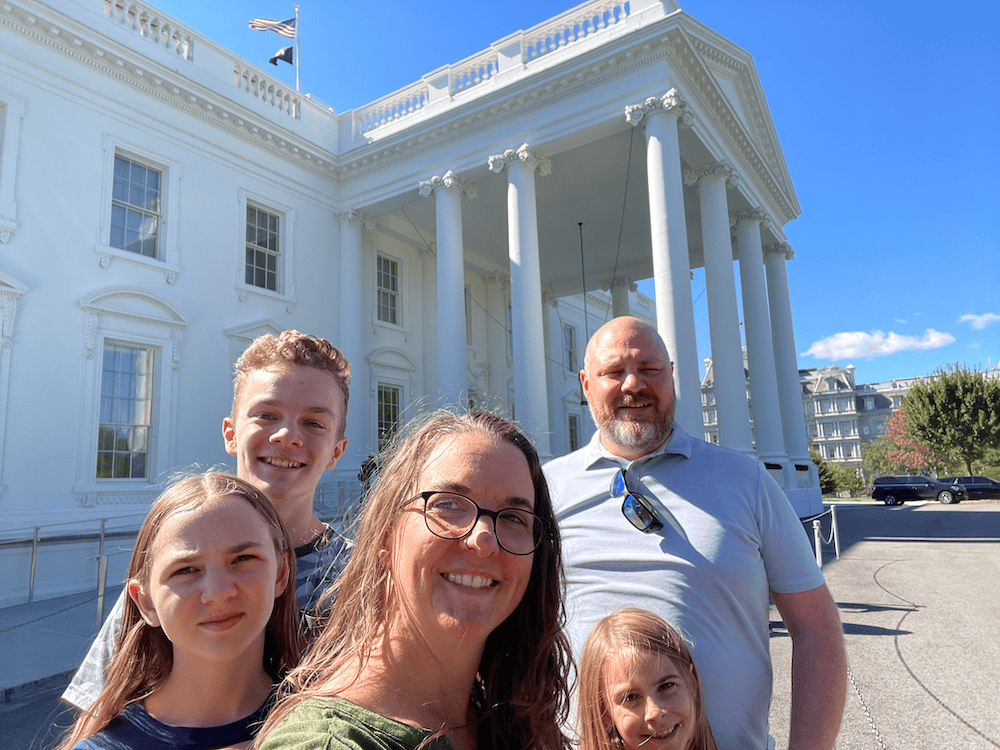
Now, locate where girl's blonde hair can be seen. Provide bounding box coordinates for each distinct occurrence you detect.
[577,607,718,750]
[259,410,573,750]
[59,472,302,749]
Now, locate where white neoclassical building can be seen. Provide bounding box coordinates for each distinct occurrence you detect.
[0,0,819,606]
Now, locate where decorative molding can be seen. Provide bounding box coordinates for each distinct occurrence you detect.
[418,170,477,198]
[486,271,511,291]
[73,489,159,507]
[730,208,771,230]
[0,229,12,244]
[625,88,693,128]
[488,143,551,176]
[609,277,638,293]
[764,242,794,261]
[335,209,377,230]
[683,161,739,187]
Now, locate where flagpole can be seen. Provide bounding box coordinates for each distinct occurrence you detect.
[294,4,300,92]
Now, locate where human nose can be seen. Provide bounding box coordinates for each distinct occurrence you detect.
[201,565,238,603]
[269,420,303,447]
[621,368,643,392]
[644,696,665,724]
[463,514,500,556]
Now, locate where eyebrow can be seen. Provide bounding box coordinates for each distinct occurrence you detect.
[162,541,265,565]
[436,482,534,510]
[246,396,335,416]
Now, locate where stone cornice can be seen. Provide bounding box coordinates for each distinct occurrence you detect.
[488,144,551,175]
[1,1,340,179]
[417,170,477,198]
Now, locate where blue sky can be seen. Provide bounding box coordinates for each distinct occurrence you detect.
[162,0,999,385]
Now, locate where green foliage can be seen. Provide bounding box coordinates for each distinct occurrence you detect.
[861,438,902,484]
[903,365,1000,475]
[809,450,862,496]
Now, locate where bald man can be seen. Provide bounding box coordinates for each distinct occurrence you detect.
[544,316,845,750]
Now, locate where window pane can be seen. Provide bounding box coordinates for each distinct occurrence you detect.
[96,344,154,479]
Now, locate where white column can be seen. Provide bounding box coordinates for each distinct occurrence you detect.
[685,163,754,455]
[764,244,819,491]
[625,90,701,434]
[335,209,372,465]
[418,171,476,406]
[610,278,633,318]
[488,144,552,457]
[734,209,789,475]
[484,271,510,403]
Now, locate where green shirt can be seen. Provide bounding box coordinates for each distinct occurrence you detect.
[259,698,456,750]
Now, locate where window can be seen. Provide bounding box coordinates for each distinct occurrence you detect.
[568,414,581,452]
[245,204,280,291]
[864,396,874,410]
[863,424,870,435]
[377,254,399,325]
[826,445,837,459]
[111,155,160,258]
[507,304,513,358]
[97,344,154,479]
[563,324,577,371]
[377,383,401,450]
[0,93,25,244]
[465,287,473,345]
[840,421,852,436]
[822,422,835,437]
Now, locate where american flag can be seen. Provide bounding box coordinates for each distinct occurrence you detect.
[248,16,296,38]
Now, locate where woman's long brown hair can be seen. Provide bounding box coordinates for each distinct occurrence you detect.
[257,410,573,750]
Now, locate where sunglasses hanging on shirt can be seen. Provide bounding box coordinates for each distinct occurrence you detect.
[609,468,664,533]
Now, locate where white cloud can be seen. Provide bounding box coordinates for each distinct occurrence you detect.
[970,343,981,349]
[893,318,906,324]
[801,329,956,361]
[958,313,1000,330]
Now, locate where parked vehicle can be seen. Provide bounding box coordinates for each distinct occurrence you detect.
[938,476,1000,500]
[869,475,966,505]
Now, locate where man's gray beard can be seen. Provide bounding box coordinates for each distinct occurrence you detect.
[590,408,672,455]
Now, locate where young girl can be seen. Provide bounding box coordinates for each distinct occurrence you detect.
[577,608,718,750]
[60,472,302,750]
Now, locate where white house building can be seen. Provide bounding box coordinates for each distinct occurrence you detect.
[0,0,819,606]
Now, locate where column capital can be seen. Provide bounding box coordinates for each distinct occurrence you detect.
[764,242,795,261]
[683,161,740,187]
[417,241,437,259]
[625,88,693,128]
[335,209,376,230]
[486,270,511,291]
[487,143,551,176]
[730,208,772,230]
[608,276,638,292]
[418,169,477,198]
[541,290,558,308]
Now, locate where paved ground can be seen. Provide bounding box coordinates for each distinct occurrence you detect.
[1,501,998,749]
[768,501,1000,750]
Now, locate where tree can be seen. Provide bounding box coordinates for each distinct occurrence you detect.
[809,450,836,495]
[883,408,950,476]
[903,365,1000,475]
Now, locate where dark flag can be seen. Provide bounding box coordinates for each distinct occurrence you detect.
[248,16,296,38]
[269,45,293,66]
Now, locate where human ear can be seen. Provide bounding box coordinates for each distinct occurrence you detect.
[325,437,349,471]
[222,417,238,457]
[273,552,290,598]
[128,579,160,627]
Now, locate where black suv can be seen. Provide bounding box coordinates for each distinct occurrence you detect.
[939,476,1000,500]
[869,475,965,505]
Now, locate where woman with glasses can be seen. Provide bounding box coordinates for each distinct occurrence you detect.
[257,410,573,750]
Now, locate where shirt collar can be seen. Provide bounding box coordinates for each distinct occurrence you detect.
[583,422,693,470]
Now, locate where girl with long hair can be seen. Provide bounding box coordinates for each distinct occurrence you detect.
[61,472,302,750]
[257,410,573,750]
[577,608,718,750]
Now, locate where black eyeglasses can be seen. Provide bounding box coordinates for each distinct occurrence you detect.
[609,468,663,533]
[414,491,545,556]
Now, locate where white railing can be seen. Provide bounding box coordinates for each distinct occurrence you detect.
[233,65,301,118]
[522,0,630,62]
[355,83,430,136]
[354,0,646,137]
[102,0,194,60]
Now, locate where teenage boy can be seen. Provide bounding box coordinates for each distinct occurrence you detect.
[63,330,353,711]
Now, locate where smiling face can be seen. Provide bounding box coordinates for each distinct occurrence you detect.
[603,649,696,750]
[223,365,348,516]
[129,498,288,669]
[385,431,536,650]
[582,317,675,460]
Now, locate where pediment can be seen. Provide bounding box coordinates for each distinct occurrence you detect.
[367,346,417,372]
[79,287,189,326]
[0,270,28,297]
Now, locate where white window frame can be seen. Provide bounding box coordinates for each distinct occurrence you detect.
[366,347,416,452]
[0,91,25,244]
[236,188,296,308]
[563,323,577,372]
[95,135,181,282]
[75,288,189,506]
[96,342,156,480]
[375,252,402,328]
[376,382,402,451]
[0,270,27,500]
[567,413,581,452]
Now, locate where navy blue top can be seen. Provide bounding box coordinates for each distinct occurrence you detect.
[73,695,273,749]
